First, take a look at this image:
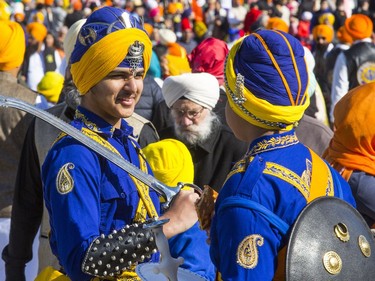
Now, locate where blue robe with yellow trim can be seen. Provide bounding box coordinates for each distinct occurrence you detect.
[209,130,356,281]
[42,107,161,281]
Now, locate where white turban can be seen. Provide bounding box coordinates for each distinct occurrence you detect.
[158,29,177,45]
[162,72,220,110]
[63,19,86,64]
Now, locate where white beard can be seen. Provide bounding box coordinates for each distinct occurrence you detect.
[172,112,221,146]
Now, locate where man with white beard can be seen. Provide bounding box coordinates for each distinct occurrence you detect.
[160,72,249,192]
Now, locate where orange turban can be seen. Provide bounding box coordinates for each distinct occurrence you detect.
[144,23,153,37]
[14,12,25,22]
[167,2,183,14]
[345,14,373,41]
[312,24,334,43]
[336,25,353,44]
[73,0,82,11]
[0,21,26,70]
[266,17,289,33]
[324,82,375,179]
[168,42,187,57]
[26,22,47,42]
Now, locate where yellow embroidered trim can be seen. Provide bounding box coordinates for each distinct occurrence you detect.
[300,158,312,188]
[224,156,254,184]
[326,168,334,196]
[57,128,158,221]
[132,144,158,222]
[248,134,299,156]
[263,162,311,201]
[75,110,117,134]
[82,128,158,221]
[75,111,103,133]
[237,234,264,269]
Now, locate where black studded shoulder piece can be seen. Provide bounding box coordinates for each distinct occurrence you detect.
[81,222,158,278]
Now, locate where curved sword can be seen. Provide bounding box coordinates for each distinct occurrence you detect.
[0,95,202,207]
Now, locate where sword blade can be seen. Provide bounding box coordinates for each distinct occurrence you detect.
[0,95,180,204]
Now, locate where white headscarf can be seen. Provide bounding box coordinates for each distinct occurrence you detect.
[162,72,220,110]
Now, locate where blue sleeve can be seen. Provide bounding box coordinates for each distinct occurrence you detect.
[42,139,101,281]
[169,222,216,281]
[210,205,280,281]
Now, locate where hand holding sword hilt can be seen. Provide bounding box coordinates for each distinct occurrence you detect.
[157,182,203,209]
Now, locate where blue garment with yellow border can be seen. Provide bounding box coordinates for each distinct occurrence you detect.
[42,106,161,281]
[209,129,356,281]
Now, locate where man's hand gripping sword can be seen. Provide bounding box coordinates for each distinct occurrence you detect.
[0,95,202,207]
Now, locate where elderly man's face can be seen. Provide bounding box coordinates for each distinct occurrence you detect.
[171,99,217,145]
[81,67,144,128]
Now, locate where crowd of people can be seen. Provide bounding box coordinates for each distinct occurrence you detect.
[1,0,375,280]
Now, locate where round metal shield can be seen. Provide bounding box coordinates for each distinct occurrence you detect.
[286,197,375,281]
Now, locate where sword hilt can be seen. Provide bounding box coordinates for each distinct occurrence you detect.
[152,181,202,209]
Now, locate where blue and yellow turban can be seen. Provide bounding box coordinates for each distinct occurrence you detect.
[225,29,310,131]
[70,7,152,95]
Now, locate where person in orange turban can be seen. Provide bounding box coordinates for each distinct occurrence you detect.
[312,24,334,43]
[0,21,26,71]
[344,13,373,41]
[23,22,57,91]
[266,17,289,33]
[324,25,352,104]
[324,82,375,227]
[336,25,353,44]
[330,14,375,124]
[312,24,334,118]
[26,22,47,42]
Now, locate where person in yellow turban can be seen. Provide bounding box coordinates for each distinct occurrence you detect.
[40,6,199,281]
[143,139,194,187]
[37,71,65,104]
[0,21,38,281]
[0,0,11,20]
[209,29,356,280]
[324,82,375,228]
[142,138,215,280]
[0,21,26,71]
[318,12,335,26]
